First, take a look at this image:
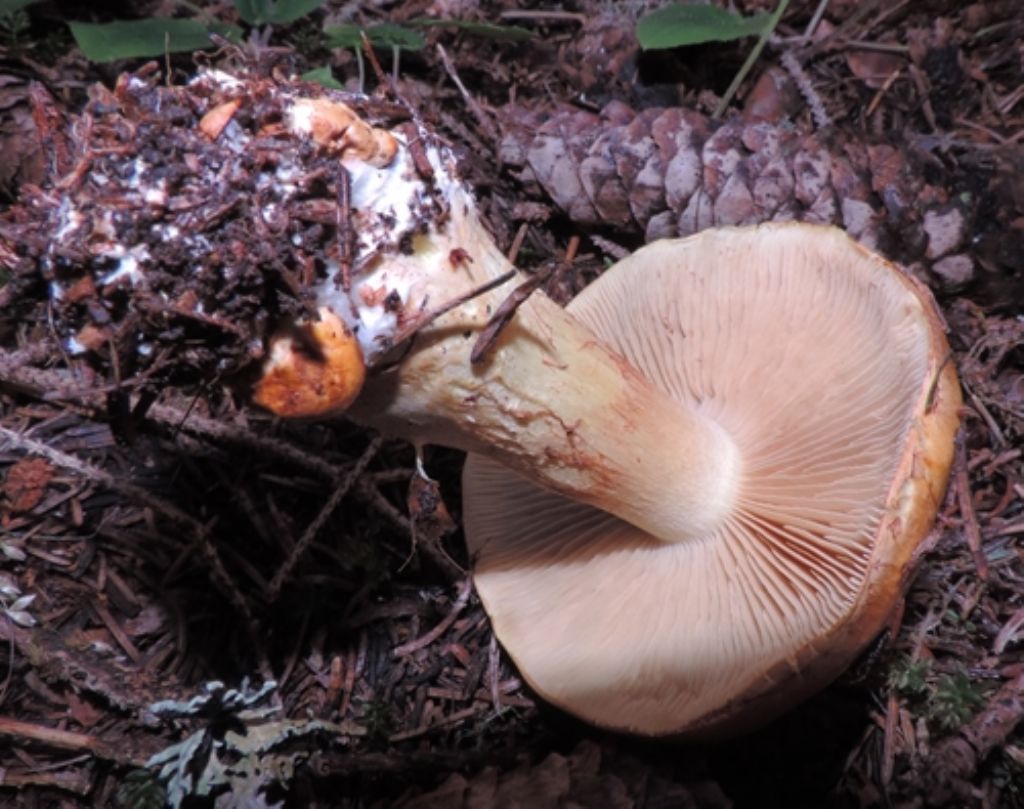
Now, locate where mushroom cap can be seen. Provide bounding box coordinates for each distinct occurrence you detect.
[462,223,960,737]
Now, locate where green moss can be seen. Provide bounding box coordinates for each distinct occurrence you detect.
[927,669,989,732]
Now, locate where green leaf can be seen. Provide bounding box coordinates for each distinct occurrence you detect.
[69,19,241,62]
[322,23,360,48]
[366,22,425,49]
[0,0,37,17]
[233,0,326,26]
[301,66,343,89]
[636,3,771,50]
[324,23,425,51]
[408,18,534,42]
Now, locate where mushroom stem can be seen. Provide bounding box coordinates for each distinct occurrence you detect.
[349,193,740,543]
[257,97,739,543]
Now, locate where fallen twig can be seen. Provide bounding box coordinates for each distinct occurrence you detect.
[393,579,472,657]
[387,269,516,354]
[268,436,382,601]
[388,704,482,742]
[471,237,578,363]
[0,349,352,483]
[0,715,145,767]
[954,438,990,581]
[436,43,499,143]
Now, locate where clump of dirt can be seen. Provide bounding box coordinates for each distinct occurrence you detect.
[0,65,425,400]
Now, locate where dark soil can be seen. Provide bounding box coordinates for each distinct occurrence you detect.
[0,1,1022,807]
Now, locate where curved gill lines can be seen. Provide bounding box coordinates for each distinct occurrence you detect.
[744,433,892,480]
[713,519,787,644]
[637,306,685,402]
[724,511,860,634]
[742,513,868,597]
[735,501,876,541]
[735,507,868,581]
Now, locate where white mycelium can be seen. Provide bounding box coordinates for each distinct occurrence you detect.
[287,98,466,363]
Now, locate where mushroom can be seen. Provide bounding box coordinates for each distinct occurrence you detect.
[462,227,961,736]
[255,93,961,736]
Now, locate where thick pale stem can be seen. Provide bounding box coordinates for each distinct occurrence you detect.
[266,97,740,543]
[346,195,740,543]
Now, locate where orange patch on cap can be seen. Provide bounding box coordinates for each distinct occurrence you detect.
[253,308,366,418]
[293,98,398,168]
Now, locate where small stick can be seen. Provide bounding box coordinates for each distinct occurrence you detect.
[384,269,516,355]
[954,438,990,581]
[907,63,938,132]
[29,82,72,177]
[360,31,392,95]
[335,165,354,291]
[470,270,550,364]
[562,234,581,264]
[0,767,93,795]
[796,0,883,60]
[802,0,830,39]
[397,122,435,182]
[148,402,344,482]
[339,647,356,718]
[0,357,345,483]
[966,389,1005,447]
[0,631,14,709]
[91,600,143,666]
[987,521,1024,539]
[388,704,481,742]
[356,479,413,533]
[393,579,472,657]
[506,223,528,265]
[0,716,144,766]
[488,634,503,715]
[471,237,578,364]
[268,437,382,601]
[880,691,899,785]
[866,68,902,119]
[843,40,910,55]
[436,43,498,143]
[499,10,587,24]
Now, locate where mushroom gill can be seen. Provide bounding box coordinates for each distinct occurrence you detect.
[463,223,960,737]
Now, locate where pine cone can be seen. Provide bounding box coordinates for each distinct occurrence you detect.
[558,11,641,103]
[497,102,977,274]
